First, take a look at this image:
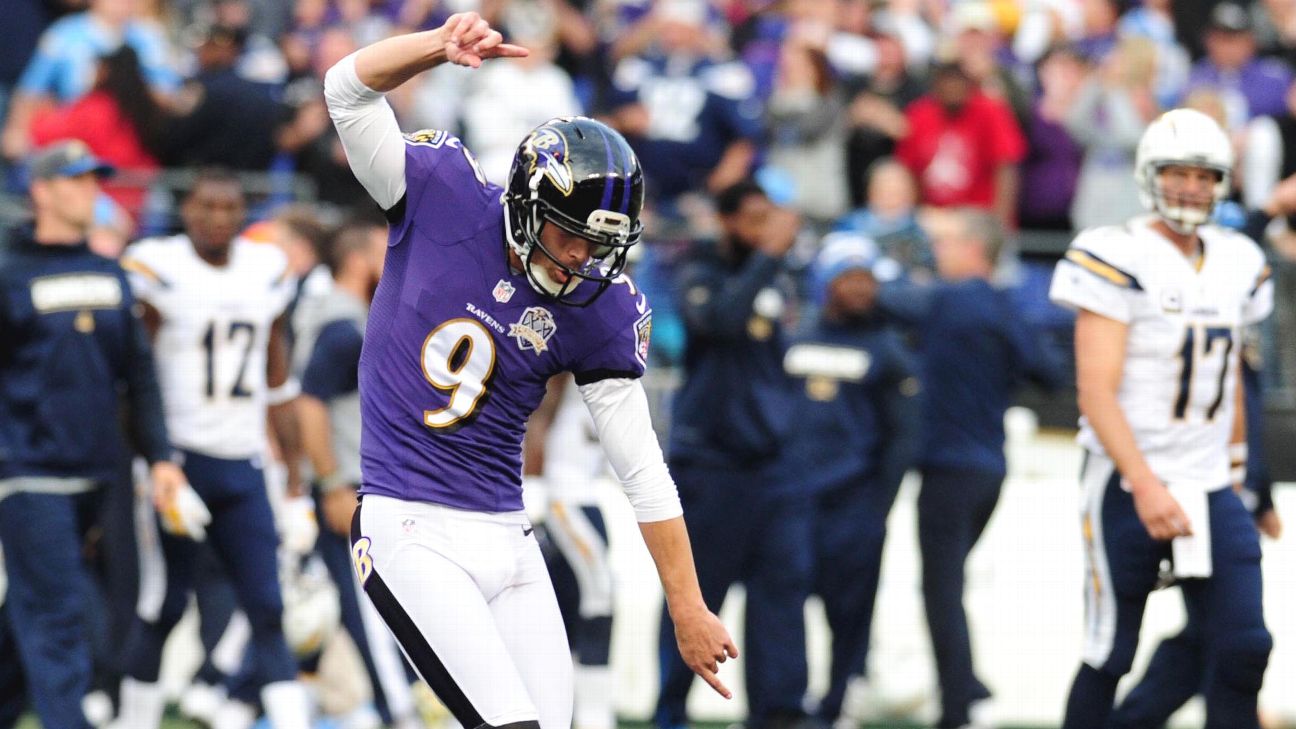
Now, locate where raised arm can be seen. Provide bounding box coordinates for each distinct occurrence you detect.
[323,14,528,210]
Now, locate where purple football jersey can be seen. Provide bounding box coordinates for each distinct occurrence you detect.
[358,130,653,512]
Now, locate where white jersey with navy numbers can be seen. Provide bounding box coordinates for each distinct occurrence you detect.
[122,235,296,459]
[1050,215,1274,493]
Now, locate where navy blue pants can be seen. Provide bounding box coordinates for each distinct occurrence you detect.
[1062,460,1271,729]
[1109,594,1206,728]
[0,490,102,729]
[812,472,903,721]
[655,461,813,729]
[542,504,613,668]
[121,450,296,701]
[918,466,1003,728]
[0,603,24,729]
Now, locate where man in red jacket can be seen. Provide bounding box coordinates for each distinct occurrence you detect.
[895,61,1025,229]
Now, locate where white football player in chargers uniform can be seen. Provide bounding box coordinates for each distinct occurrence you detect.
[1049,109,1274,728]
[112,168,312,729]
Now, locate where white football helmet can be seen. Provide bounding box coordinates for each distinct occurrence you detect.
[281,555,341,658]
[1134,108,1234,233]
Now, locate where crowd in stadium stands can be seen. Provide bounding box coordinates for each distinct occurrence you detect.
[0,0,1294,727]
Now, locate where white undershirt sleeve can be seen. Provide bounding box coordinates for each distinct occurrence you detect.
[323,52,408,211]
[578,377,683,523]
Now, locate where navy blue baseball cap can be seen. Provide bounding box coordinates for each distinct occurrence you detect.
[28,140,115,180]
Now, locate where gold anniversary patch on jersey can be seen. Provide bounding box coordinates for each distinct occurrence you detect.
[509,306,557,354]
[634,310,652,366]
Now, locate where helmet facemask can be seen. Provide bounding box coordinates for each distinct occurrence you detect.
[1144,162,1231,235]
[504,186,642,307]
[1133,109,1235,235]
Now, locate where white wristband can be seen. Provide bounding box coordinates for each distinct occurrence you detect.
[1229,442,1249,466]
[267,378,301,406]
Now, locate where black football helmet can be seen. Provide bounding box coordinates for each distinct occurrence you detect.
[503,116,645,306]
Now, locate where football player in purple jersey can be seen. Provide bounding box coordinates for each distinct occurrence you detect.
[323,14,737,729]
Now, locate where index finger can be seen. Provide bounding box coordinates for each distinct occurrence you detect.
[698,667,732,700]
[490,43,531,58]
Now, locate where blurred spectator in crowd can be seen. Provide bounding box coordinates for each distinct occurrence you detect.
[1013,0,1085,64]
[842,22,924,207]
[1242,82,1296,212]
[781,234,921,728]
[195,0,291,84]
[2,0,181,162]
[1065,36,1159,229]
[1116,0,1189,108]
[462,1,583,184]
[836,158,933,279]
[656,181,809,729]
[166,23,289,170]
[764,39,851,226]
[1252,0,1296,60]
[30,46,167,225]
[282,28,373,209]
[1073,0,1120,62]
[948,1,1031,129]
[0,0,53,133]
[879,208,1064,729]
[608,0,761,205]
[1187,2,1293,127]
[895,61,1025,229]
[1017,44,1086,231]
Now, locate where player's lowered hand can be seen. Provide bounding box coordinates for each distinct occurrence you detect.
[1258,509,1282,540]
[150,461,186,511]
[671,604,739,699]
[440,12,529,69]
[281,495,320,555]
[1130,479,1191,541]
[159,483,212,541]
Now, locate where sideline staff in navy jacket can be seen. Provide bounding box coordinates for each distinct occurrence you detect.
[0,142,184,729]
[782,234,922,725]
[656,180,810,729]
[880,208,1064,729]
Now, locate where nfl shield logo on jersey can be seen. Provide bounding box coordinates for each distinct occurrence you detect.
[509,306,557,354]
[493,279,516,303]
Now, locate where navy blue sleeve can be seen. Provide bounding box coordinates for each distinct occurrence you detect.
[876,281,935,329]
[676,251,782,341]
[871,337,923,494]
[1243,358,1274,516]
[120,275,172,464]
[301,320,364,401]
[1003,300,1067,393]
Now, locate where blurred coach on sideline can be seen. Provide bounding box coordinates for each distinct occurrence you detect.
[0,141,184,729]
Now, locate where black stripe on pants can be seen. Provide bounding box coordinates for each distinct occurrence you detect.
[350,500,485,729]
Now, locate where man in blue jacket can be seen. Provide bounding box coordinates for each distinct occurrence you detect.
[656,180,812,729]
[0,141,184,729]
[781,234,922,726]
[879,208,1064,729]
